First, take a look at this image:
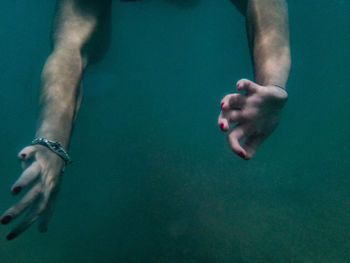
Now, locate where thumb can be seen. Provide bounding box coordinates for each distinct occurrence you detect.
[236,79,259,94]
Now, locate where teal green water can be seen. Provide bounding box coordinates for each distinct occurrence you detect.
[1,0,350,262]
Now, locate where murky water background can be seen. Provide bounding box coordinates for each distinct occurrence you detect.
[1,0,350,262]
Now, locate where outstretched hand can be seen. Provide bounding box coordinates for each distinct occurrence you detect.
[1,145,64,240]
[218,79,288,160]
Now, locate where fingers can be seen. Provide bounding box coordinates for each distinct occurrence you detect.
[236,79,259,94]
[221,93,246,111]
[18,146,37,170]
[218,108,243,129]
[218,84,249,132]
[229,110,243,123]
[11,163,41,195]
[227,124,247,159]
[4,184,54,241]
[1,184,42,225]
[227,125,266,160]
[2,145,64,240]
[218,110,244,130]
[6,197,47,241]
[219,94,245,131]
[218,111,229,131]
[219,79,271,159]
[18,146,36,161]
[242,135,264,160]
[38,187,60,233]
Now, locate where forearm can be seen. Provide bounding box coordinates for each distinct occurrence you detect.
[35,48,84,149]
[246,0,291,87]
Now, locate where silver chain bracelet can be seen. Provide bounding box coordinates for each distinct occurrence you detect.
[31,137,72,165]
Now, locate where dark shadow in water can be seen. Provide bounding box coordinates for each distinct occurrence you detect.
[230,0,247,15]
[120,0,200,9]
[164,0,200,9]
[50,0,247,64]
[119,0,247,11]
[79,0,113,64]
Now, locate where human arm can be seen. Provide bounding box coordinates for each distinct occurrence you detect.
[218,0,291,159]
[0,37,84,241]
[1,0,110,240]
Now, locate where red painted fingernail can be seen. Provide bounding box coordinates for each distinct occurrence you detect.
[12,186,22,195]
[238,151,246,159]
[20,153,26,158]
[1,215,12,225]
[220,102,224,109]
[6,232,17,241]
[220,123,224,130]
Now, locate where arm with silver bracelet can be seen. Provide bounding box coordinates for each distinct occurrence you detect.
[31,138,72,166]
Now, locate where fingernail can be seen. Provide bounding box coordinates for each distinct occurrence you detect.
[12,186,22,195]
[238,151,246,159]
[6,232,17,241]
[220,102,224,109]
[1,215,13,225]
[20,153,26,158]
[220,123,225,130]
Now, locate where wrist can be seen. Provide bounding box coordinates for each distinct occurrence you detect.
[31,137,72,165]
[36,120,72,149]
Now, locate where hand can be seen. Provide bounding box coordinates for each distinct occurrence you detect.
[1,145,64,240]
[218,79,288,160]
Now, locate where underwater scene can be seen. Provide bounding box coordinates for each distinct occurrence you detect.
[0,0,350,262]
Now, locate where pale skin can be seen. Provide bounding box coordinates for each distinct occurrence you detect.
[219,0,290,159]
[1,0,290,240]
